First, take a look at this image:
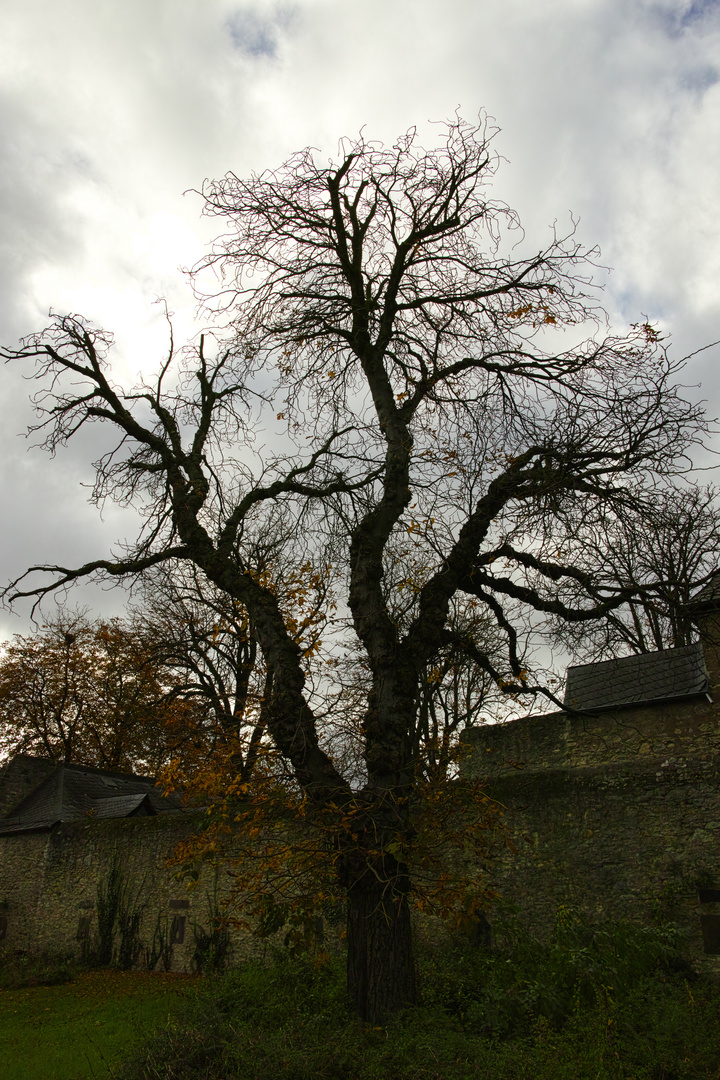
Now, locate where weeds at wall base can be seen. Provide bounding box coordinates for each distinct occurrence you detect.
[0,950,75,989]
[114,914,720,1080]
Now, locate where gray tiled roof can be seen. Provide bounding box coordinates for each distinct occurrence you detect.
[564,642,709,712]
[90,793,154,819]
[688,571,720,611]
[0,757,56,817]
[0,758,183,834]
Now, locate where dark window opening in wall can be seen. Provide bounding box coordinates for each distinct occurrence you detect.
[169,899,190,910]
[470,912,492,949]
[76,916,91,942]
[700,914,720,954]
[698,888,720,904]
[171,916,186,945]
[0,916,7,941]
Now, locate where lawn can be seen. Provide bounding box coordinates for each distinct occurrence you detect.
[0,969,202,1080]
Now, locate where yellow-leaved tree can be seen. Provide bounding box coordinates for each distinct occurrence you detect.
[0,610,201,773]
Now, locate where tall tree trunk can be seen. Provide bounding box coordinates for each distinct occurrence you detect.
[345,858,417,1023]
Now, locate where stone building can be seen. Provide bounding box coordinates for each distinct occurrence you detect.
[0,756,231,970]
[462,579,720,969]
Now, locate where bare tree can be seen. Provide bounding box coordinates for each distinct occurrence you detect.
[540,483,720,662]
[334,589,509,783]
[2,117,710,1020]
[134,562,271,784]
[134,545,334,788]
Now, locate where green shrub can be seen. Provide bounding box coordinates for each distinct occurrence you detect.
[421,905,685,1036]
[114,915,720,1080]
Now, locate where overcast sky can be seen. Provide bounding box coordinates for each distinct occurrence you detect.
[0,0,718,638]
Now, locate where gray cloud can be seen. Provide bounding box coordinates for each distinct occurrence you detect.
[652,0,720,37]
[0,0,718,633]
[680,65,720,93]
[225,6,295,57]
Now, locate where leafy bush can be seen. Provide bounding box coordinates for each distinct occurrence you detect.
[421,905,685,1036]
[191,919,232,975]
[114,915,720,1080]
[115,952,355,1080]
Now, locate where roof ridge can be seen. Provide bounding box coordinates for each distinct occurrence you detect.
[60,761,156,783]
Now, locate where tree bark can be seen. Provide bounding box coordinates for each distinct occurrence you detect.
[345,857,417,1023]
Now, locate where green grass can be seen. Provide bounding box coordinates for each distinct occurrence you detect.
[0,970,201,1080]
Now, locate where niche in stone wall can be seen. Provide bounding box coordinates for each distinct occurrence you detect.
[698,883,720,954]
[170,916,186,944]
[700,915,720,955]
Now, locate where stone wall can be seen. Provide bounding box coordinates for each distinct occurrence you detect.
[0,812,275,971]
[461,693,720,969]
[4,637,720,972]
[464,694,720,776]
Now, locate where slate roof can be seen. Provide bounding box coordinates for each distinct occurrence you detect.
[0,758,183,835]
[0,756,56,818]
[564,641,709,713]
[688,571,720,612]
[91,793,155,819]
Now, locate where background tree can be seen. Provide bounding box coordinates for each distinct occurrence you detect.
[543,483,720,662]
[1,118,710,1020]
[135,564,270,791]
[134,550,333,796]
[0,610,200,772]
[333,586,510,784]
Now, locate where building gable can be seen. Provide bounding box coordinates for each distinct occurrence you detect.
[0,758,182,834]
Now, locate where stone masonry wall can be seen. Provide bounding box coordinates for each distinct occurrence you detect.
[0,812,273,971]
[462,695,720,968]
[464,695,720,777]
[4,651,720,970]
